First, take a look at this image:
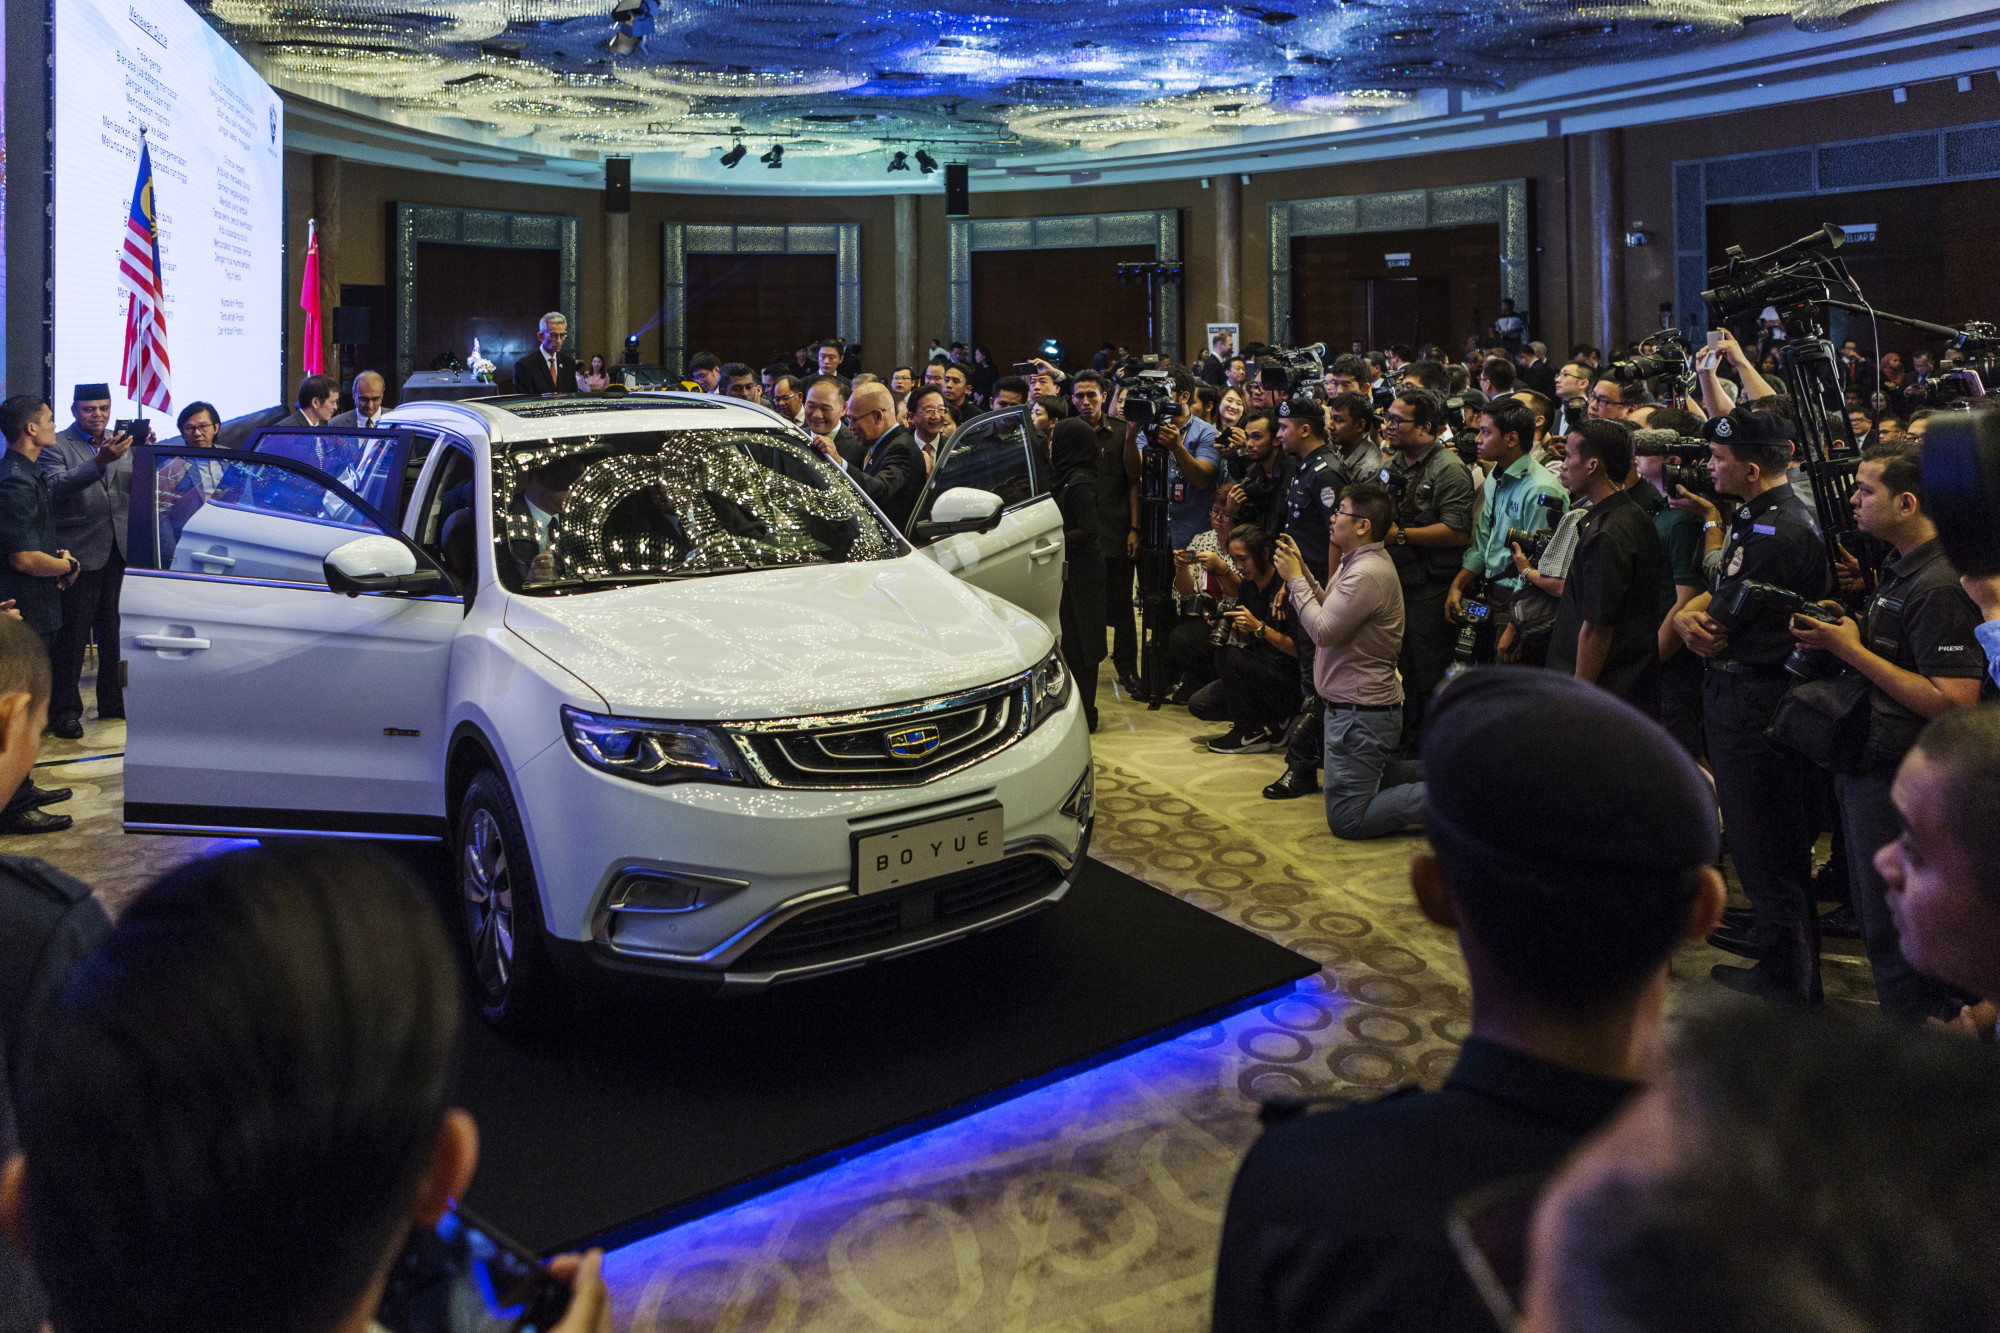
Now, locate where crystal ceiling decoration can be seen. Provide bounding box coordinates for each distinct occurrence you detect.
[194,0,1900,172]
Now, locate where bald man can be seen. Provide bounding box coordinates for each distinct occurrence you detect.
[807,379,925,529]
[330,372,386,428]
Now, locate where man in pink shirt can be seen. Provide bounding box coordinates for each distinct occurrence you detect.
[1275,480,1425,839]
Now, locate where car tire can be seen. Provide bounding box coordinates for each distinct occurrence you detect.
[456,768,565,1033]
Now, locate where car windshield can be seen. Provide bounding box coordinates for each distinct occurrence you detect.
[492,427,901,594]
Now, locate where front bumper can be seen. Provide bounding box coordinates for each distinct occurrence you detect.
[514,692,1092,992]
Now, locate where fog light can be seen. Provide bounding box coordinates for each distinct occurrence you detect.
[607,870,744,914]
[1061,765,1094,823]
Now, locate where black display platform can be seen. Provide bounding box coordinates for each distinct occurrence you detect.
[456,856,1315,1253]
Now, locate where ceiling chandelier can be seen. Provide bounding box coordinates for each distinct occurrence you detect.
[194,0,1903,172]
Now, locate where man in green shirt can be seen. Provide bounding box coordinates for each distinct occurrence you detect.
[1447,398,1566,663]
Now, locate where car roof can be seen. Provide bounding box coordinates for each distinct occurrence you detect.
[380,392,795,445]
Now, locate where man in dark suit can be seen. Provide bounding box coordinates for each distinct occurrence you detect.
[801,375,863,468]
[807,381,924,530]
[1213,669,1725,1333]
[512,312,578,396]
[1517,341,1558,400]
[276,375,340,430]
[41,384,132,740]
[328,371,385,428]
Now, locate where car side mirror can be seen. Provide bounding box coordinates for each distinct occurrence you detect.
[913,487,1005,541]
[324,535,442,597]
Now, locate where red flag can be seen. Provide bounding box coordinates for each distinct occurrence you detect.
[300,219,324,376]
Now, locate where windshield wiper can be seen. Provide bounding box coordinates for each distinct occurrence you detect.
[530,573,682,591]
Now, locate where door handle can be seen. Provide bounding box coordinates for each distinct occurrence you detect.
[194,551,236,569]
[1029,539,1062,564]
[136,635,211,651]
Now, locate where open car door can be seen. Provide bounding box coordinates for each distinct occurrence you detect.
[243,424,435,526]
[909,410,1065,636]
[119,443,460,839]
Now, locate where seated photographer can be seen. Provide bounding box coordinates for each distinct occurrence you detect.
[1,845,612,1333]
[1184,523,1301,755]
[1519,1006,2000,1333]
[1879,704,2000,1040]
[1448,399,1567,665]
[1214,668,1724,1333]
[1165,485,1245,698]
[1781,442,1985,1022]
[1277,482,1426,840]
[1549,420,1665,714]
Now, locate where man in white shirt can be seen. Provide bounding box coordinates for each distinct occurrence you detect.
[329,371,385,428]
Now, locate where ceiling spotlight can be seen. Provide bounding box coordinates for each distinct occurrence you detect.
[719,142,746,168]
[915,149,939,174]
[887,151,910,172]
[608,0,654,55]
[760,144,784,168]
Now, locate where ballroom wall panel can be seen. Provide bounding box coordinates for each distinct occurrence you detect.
[683,252,839,370]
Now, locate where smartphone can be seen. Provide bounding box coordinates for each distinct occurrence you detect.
[1013,361,1039,377]
[376,1205,573,1333]
[1704,331,1724,353]
[113,418,154,445]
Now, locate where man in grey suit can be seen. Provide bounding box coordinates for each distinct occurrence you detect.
[42,385,131,739]
[328,370,385,428]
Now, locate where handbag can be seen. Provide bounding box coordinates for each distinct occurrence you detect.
[1766,670,1872,773]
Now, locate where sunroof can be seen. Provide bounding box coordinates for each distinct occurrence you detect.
[489,395,730,419]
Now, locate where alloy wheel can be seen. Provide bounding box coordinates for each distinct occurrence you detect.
[462,807,516,999]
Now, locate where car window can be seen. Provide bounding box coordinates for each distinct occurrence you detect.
[913,412,1045,527]
[494,428,900,596]
[250,431,404,515]
[413,446,475,551]
[139,451,395,588]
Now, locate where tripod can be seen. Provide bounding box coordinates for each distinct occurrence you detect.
[1114,259,1185,710]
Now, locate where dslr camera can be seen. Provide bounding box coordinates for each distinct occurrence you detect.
[1203,594,1246,648]
[1505,493,1566,564]
[1710,579,1845,679]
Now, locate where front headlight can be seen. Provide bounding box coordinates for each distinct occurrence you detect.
[1028,648,1072,731]
[561,706,745,785]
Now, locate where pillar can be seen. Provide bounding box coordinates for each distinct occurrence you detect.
[894,193,917,369]
[311,153,341,389]
[1215,173,1242,329]
[1565,129,1625,357]
[605,208,630,365]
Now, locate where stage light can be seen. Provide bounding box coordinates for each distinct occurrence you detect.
[887,151,910,172]
[608,0,654,55]
[760,144,784,168]
[719,143,746,168]
[915,149,939,174]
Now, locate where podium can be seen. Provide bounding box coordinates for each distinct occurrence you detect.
[401,370,500,403]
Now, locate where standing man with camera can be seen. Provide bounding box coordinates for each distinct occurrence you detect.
[1382,387,1475,750]
[1782,442,1985,1021]
[1548,420,1665,712]
[1276,482,1426,839]
[1264,394,1345,801]
[41,385,130,741]
[1448,398,1565,664]
[1672,407,1831,1002]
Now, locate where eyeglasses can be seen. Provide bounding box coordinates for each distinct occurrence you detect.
[1334,508,1365,521]
[1445,1172,1549,1332]
[1590,394,1621,407]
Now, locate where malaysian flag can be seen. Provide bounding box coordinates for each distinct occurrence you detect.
[119,135,171,412]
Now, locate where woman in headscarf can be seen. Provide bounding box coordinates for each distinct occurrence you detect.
[1047,416,1106,732]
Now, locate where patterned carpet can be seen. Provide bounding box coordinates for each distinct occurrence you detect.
[5,676,1877,1332]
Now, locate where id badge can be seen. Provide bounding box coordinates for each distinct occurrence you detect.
[1170,479,1187,504]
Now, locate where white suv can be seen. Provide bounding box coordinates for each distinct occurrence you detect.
[121,393,1091,1027]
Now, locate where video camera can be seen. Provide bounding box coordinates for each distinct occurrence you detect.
[1617,330,1697,400]
[1122,367,1178,430]
[1702,225,1849,326]
[1254,342,1327,399]
[1631,428,1714,497]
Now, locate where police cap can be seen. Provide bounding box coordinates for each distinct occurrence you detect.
[1278,394,1324,428]
[1700,406,1794,449]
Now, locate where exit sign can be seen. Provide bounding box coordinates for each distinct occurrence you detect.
[1385,252,1412,268]
[1840,224,1878,243]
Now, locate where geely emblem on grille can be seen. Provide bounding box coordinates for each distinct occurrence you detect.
[885,725,942,760]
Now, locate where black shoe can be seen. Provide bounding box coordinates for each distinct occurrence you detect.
[1711,960,1822,1005]
[0,807,72,835]
[25,783,70,807]
[1117,671,1145,698]
[1263,767,1320,800]
[1706,928,1770,960]
[1720,905,1755,932]
[1818,902,1861,939]
[48,714,82,741]
[1209,727,1278,755]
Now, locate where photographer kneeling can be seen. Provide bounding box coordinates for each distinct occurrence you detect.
[1185,524,1302,754]
[1277,482,1425,839]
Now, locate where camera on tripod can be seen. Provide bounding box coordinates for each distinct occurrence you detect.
[1122,368,1178,430]
[1619,330,1696,384]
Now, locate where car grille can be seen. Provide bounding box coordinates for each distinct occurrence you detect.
[735,855,1064,968]
[726,676,1030,789]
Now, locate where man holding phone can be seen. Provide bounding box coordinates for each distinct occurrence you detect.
[40,384,130,740]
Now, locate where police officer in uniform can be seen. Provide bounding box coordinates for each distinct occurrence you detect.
[1264,394,1342,800]
[1672,407,1830,1002]
[1381,387,1476,750]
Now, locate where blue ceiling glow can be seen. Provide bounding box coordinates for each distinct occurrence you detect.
[202,0,1896,173]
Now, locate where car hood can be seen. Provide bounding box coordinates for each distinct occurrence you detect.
[502,558,1051,720]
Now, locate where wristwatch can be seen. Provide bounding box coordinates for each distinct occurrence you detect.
[1393,529,1409,546]
[1703,520,1723,531]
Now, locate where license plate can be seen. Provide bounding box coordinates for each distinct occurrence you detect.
[854,805,1004,894]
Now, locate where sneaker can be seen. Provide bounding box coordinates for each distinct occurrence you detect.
[1208,727,1277,755]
